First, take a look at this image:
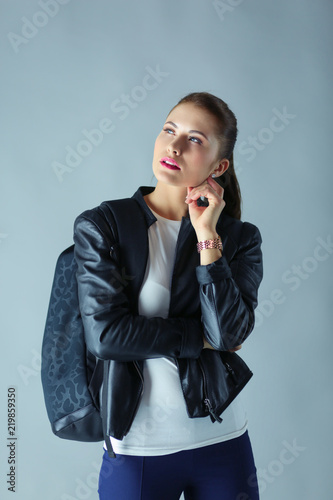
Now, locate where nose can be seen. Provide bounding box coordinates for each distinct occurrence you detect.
[167,137,181,156]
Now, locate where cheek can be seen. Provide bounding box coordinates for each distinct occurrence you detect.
[153,134,165,154]
[191,150,213,169]
[153,137,161,158]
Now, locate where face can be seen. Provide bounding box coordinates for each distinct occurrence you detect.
[152,102,228,189]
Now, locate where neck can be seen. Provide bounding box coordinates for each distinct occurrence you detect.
[144,182,188,221]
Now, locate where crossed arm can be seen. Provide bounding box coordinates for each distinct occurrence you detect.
[74,207,262,361]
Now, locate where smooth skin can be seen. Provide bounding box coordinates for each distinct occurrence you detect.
[144,102,241,352]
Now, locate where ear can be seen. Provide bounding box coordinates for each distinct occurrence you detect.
[211,158,229,178]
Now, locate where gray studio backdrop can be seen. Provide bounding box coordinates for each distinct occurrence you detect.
[1,1,332,499]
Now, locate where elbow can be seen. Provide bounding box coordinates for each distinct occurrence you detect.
[209,308,255,351]
[83,317,117,360]
[224,310,255,350]
[85,335,112,360]
[86,338,128,361]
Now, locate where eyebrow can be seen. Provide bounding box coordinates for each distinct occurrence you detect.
[164,121,209,141]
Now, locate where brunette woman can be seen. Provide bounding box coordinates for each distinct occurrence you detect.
[74,92,263,499]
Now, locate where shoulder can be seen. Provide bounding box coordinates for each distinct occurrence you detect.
[74,203,113,238]
[73,196,148,246]
[218,212,261,239]
[74,197,135,228]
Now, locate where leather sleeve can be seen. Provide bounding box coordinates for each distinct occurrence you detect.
[196,222,263,351]
[73,214,204,362]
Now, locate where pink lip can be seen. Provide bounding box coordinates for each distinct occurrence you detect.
[160,157,180,170]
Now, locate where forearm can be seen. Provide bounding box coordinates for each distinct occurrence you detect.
[81,309,203,361]
[196,223,263,351]
[199,271,255,350]
[196,231,224,348]
[74,215,204,361]
[196,229,222,266]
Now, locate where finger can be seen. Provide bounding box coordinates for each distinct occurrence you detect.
[188,184,223,205]
[207,176,224,197]
[188,182,215,198]
[228,345,242,352]
[191,177,224,199]
[185,186,195,204]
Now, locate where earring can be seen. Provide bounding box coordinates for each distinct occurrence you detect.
[212,173,216,178]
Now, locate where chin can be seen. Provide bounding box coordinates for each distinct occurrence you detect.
[154,168,180,184]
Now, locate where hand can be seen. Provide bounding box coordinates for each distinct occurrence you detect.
[203,337,215,350]
[228,345,242,352]
[185,176,225,238]
[202,338,242,352]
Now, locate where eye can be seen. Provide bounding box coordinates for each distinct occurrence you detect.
[163,128,174,134]
[189,136,202,144]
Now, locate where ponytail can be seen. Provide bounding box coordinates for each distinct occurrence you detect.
[217,153,242,220]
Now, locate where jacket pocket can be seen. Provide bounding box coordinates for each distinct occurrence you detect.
[197,350,253,420]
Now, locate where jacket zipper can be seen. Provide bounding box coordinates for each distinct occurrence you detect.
[198,358,222,423]
[224,360,237,385]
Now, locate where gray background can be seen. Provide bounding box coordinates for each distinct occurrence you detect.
[1,0,332,499]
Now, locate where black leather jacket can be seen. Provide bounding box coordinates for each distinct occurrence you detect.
[73,186,263,443]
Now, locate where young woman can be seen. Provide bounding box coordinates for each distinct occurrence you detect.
[73,92,263,499]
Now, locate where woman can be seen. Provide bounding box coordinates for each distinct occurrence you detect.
[73,92,263,499]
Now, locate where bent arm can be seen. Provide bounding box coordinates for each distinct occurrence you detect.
[196,222,263,351]
[73,214,203,362]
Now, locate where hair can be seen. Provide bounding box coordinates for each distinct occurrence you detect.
[169,92,242,220]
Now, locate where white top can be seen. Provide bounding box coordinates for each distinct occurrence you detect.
[108,209,247,456]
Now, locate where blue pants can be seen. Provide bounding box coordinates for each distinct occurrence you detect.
[98,430,259,499]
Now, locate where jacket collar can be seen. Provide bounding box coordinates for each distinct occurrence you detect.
[132,185,235,232]
[131,186,241,267]
[132,186,157,228]
[132,186,193,230]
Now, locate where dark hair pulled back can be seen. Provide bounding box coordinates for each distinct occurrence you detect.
[171,92,242,220]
